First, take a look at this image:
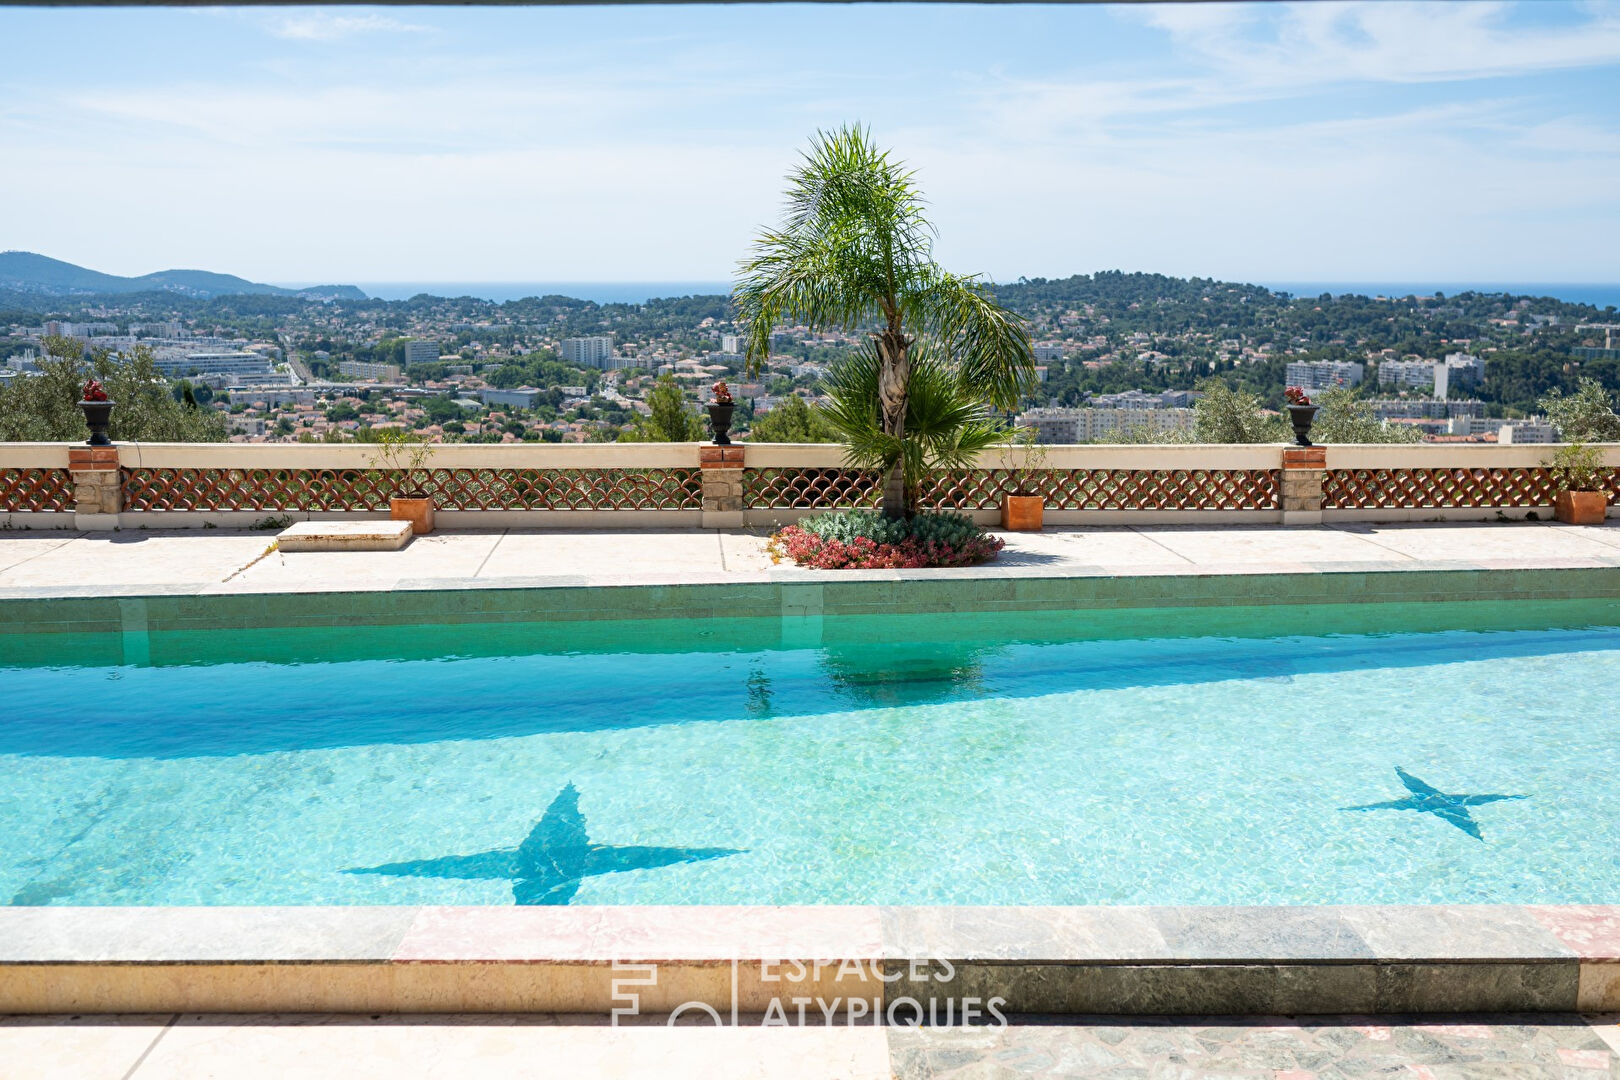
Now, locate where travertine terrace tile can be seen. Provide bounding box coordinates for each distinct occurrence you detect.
[133,1015,890,1080]
[0,1013,170,1080]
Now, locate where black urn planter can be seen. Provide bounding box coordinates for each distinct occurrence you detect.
[1287,403,1319,447]
[707,403,735,446]
[78,399,114,446]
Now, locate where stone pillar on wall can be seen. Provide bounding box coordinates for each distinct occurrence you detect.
[1280,446,1325,526]
[700,444,745,529]
[69,446,122,530]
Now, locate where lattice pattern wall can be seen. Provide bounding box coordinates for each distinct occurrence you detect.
[744,467,884,509]
[744,467,1279,511]
[918,468,1280,511]
[0,467,74,513]
[1323,467,1620,509]
[122,467,703,511]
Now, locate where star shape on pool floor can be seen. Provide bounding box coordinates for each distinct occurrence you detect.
[345,783,743,905]
[1341,766,1527,841]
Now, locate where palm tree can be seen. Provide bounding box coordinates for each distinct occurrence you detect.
[734,125,1035,517]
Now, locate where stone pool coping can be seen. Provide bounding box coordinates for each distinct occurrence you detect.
[2,905,1616,1016]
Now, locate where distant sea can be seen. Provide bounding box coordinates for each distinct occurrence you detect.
[279,279,1620,311]
[1262,282,1620,310]
[329,282,732,304]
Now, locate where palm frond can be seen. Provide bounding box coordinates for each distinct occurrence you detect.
[817,343,1001,499]
[901,268,1035,410]
[732,124,935,370]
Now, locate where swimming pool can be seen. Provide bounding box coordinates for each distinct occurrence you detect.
[4,593,1619,908]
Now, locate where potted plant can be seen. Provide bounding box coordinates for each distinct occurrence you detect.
[79,379,114,446]
[707,381,735,445]
[1000,424,1048,531]
[371,427,436,534]
[1546,441,1609,524]
[1284,385,1318,447]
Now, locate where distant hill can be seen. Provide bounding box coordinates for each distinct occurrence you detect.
[0,251,366,301]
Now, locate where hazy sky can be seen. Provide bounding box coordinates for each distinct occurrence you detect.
[3,2,1618,285]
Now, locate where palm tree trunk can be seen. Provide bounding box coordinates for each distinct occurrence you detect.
[875,329,911,519]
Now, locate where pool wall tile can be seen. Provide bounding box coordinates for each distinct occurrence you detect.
[8,566,1620,635]
[1372,961,1578,1013]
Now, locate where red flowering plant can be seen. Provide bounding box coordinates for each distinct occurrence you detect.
[769,510,1003,570]
[1283,386,1312,407]
[81,379,110,402]
[711,381,734,405]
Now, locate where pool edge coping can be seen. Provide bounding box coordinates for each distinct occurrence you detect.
[1,904,1615,1015]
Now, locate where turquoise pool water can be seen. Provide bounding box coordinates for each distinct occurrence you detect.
[4,598,1619,907]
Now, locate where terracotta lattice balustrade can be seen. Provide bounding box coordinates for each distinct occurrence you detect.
[4,443,1619,527]
[0,467,74,513]
[121,467,704,512]
[1323,467,1620,510]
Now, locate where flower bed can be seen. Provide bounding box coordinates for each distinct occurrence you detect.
[769,510,1004,569]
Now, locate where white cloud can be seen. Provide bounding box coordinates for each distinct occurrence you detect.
[1139,1,1620,89]
[264,11,429,42]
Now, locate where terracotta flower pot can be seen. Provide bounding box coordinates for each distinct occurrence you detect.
[1001,494,1044,531]
[1554,490,1607,525]
[390,495,435,535]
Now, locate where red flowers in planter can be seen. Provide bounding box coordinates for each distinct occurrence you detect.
[769,526,1003,570]
[82,379,110,402]
[711,381,734,405]
[1284,385,1312,406]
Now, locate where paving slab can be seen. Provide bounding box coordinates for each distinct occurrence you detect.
[1332,520,1620,562]
[0,1013,170,1080]
[1142,524,1407,564]
[0,533,82,575]
[0,531,271,589]
[127,1014,890,1080]
[476,530,734,580]
[209,532,503,593]
[276,520,412,553]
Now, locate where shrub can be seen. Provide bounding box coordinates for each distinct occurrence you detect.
[1541,379,1620,442]
[769,510,1004,569]
[1546,442,1608,492]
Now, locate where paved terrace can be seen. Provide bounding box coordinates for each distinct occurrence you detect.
[7,1011,1619,1079]
[5,519,1620,597]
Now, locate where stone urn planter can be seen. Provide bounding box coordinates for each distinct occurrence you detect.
[1001,494,1044,531]
[707,380,735,445]
[1287,404,1319,447]
[706,404,734,445]
[78,379,114,446]
[390,495,435,535]
[1555,490,1606,525]
[78,399,114,446]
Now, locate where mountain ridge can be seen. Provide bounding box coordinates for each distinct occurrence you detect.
[0,251,366,301]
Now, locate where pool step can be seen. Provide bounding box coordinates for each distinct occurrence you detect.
[276,520,412,552]
[1,905,1615,1016]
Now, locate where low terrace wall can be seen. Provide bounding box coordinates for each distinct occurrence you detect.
[2,440,1617,530]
